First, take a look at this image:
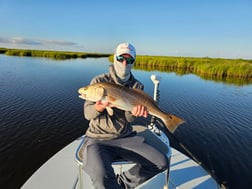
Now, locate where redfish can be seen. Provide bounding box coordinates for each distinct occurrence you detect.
[78,82,185,133]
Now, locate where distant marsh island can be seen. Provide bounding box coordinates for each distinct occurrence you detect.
[1,47,252,84]
[0,47,111,59]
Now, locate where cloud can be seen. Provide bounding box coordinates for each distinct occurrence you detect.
[0,37,77,46]
[0,37,41,45]
[40,39,76,46]
[0,37,9,43]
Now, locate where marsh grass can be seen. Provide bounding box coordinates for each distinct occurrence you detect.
[0,48,111,59]
[135,56,252,78]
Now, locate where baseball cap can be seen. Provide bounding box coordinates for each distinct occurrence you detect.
[115,43,136,59]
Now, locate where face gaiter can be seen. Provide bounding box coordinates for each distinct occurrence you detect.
[113,55,133,82]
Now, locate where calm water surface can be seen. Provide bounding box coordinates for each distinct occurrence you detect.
[0,55,252,189]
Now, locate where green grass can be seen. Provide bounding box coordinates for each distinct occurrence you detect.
[0,47,111,59]
[134,56,252,78]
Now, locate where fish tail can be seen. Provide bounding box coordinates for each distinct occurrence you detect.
[162,114,185,133]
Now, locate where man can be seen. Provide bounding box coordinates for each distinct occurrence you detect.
[82,43,169,189]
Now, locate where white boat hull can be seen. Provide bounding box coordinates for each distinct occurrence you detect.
[22,135,220,189]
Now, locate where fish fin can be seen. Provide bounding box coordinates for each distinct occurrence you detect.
[95,87,105,99]
[106,107,114,116]
[132,88,143,92]
[162,114,185,133]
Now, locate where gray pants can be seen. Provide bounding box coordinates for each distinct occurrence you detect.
[82,134,169,189]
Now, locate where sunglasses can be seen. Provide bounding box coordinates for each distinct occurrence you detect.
[116,55,135,64]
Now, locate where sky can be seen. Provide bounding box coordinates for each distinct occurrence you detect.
[0,0,252,59]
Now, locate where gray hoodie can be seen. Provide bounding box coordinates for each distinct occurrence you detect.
[83,65,144,140]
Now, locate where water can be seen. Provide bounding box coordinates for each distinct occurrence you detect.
[0,55,252,189]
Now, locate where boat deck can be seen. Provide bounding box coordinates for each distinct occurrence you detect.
[22,137,220,189]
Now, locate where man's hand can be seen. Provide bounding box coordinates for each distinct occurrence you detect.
[95,101,110,112]
[131,105,148,118]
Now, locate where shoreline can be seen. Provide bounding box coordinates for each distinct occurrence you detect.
[0,47,111,59]
[1,47,252,84]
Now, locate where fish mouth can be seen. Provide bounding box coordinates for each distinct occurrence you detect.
[78,94,86,99]
[78,88,86,99]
